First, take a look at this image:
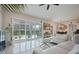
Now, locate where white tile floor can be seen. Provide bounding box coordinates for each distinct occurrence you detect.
[0,38,43,54]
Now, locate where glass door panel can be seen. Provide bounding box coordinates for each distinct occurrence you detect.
[31,24,37,38]
[35,24,42,37]
[13,24,20,40]
[20,42,26,52]
[26,25,31,38]
[19,24,25,40]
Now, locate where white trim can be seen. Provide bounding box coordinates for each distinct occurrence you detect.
[12,17,41,24]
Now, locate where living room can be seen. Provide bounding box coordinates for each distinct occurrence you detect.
[0,4,79,54]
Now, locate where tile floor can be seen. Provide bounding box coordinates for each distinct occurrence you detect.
[0,38,43,54]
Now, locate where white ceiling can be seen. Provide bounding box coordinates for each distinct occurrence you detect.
[22,4,79,22]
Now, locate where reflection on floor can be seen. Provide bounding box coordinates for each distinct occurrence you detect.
[0,38,43,54]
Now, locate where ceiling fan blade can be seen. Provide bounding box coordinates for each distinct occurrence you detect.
[53,4,59,6]
[47,5,50,10]
[39,4,45,6]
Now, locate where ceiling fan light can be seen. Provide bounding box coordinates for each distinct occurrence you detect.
[47,5,50,10]
[53,4,59,6]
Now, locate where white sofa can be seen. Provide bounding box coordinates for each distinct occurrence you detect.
[43,41,75,54]
[33,34,79,54]
[33,41,75,54]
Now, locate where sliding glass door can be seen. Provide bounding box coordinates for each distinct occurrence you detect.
[12,19,42,53]
[12,20,42,41]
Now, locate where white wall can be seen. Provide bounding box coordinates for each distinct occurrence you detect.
[0,6,2,30]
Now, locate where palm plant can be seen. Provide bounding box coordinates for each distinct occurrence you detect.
[1,4,27,12]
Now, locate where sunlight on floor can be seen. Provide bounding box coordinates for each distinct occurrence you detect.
[1,38,43,54]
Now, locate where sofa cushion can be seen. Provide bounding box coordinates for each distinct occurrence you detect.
[68,44,79,54]
[33,41,75,54]
[57,41,75,51]
[42,46,68,54]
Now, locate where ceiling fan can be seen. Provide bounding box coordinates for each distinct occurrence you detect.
[39,4,59,10]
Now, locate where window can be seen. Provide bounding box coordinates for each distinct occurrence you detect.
[13,24,20,35]
[26,25,31,38]
[31,24,37,38]
[31,24,42,38]
[35,24,42,37]
[13,24,20,40]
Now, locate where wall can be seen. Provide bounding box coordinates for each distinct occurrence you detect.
[0,6,2,30]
